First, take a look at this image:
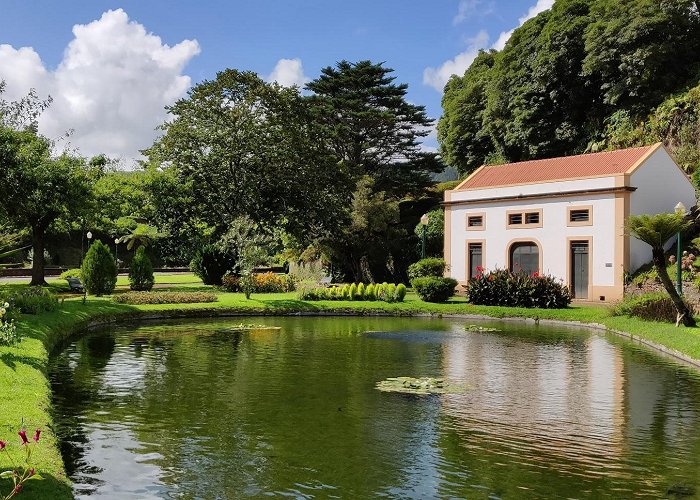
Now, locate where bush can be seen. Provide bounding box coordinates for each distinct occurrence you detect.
[341,284,350,300]
[0,301,18,345]
[59,268,82,280]
[129,246,154,291]
[357,282,366,300]
[7,287,59,314]
[81,241,117,296]
[407,258,447,280]
[396,283,407,302]
[411,276,458,303]
[366,283,376,301]
[190,244,236,286]
[385,283,397,303]
[612,293,694,323]
[113,291,218,305]
[466,269,571,309]
[349,283,358,300]
[221,273,240,292]
[252,272,295,293]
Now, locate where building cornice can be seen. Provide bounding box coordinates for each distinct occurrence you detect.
[442,186,637,207]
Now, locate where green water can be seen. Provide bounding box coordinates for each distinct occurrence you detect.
[49,317,700,498]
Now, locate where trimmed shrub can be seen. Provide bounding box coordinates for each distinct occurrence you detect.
[385,283,397,303]
[81,240,118,296]
[366,283,376,301]
[467,269,570,309]
[221,273,241,292]
[411,277,458,303]
[59,268,82,280]
[374,283,383,300]
[129,246,154,291]
[357,282,366,300]
[190,244,236,286]
[612,293,694,323]
[7,287,58,314]
[349,283,358,301]
[396,283,407,302]
[113,291,218,305]
[341,284,350,300]
[408,258,447,280]
[252,272,295,293]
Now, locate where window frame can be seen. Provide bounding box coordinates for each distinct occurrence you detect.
[466,212,486,231]
[466,240,486,280]
[506,209,543,229]
[567,206,593,227]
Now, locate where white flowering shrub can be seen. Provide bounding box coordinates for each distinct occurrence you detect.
[0,302,19,346]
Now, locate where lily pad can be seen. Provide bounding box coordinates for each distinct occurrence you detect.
[217,324,281,334]
[465,324,501,332]
[375,377,469,395]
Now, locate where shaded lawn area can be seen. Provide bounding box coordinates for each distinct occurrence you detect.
[2,288,700,498]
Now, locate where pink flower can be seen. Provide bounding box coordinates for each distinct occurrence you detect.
[18,430,28,445]
[33,429,41,443]
[669,255,677,264]
[27,468,35,478]
[0,440,6,450]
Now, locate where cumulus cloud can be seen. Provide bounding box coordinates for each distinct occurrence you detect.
[423,30,489,92]
[493,0,554,50]
[453,0,494,25]
[267,58,309,88]
[0,9,200,165]
[424,0,554,92]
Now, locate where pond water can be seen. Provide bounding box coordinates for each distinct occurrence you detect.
[49,317,700,499]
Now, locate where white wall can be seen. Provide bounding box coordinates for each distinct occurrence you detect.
[629,148,697,271]
[449,193,617,286]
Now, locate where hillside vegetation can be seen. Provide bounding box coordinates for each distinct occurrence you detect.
[439,0,700,179]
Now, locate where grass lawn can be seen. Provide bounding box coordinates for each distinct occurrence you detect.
[2,284,700,498]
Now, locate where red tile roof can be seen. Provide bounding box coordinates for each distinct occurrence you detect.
[455,144,660,190]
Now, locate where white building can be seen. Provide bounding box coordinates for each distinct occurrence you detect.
[444,144,696,302]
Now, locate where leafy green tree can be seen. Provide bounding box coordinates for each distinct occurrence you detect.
[628,213,695,327]
[413,209,444,257]
[0,127,91,285]
[307,60,442,196]
[120,224,165,251]
[147,69,345,243]
[129,246,154,291]
[81,240,118,296]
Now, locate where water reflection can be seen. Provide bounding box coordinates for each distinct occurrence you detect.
[49,317,700,498]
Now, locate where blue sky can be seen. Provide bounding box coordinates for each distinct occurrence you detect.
[0,0,552,163]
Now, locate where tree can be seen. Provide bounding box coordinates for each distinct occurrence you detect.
[81,240,118,296]
[413,209,444,257]
[120,224,165,251]
[129,246,154,291]
[306,60,442,196]
[628,213,695,327]
[147,69,345,244]
[0,127,91,285]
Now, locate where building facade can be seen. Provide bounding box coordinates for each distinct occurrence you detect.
[444,144,696,302]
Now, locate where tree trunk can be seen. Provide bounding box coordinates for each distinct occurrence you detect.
[29,225,48,287]
[652,248,696,327]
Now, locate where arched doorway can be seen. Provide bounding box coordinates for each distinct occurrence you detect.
[509,241,540,275]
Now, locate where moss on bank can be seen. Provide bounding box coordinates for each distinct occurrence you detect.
[2,291,700,498]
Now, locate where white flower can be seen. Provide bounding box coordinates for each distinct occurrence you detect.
[3,302,8,308]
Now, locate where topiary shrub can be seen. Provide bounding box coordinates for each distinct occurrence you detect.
[411,276,458,303]
[612,292,695,323]
[357,282,366,300]
[341,284,350,300]
[59,268,82,280]
[467,269,570,309]
[395,283,407,302]
[81,240,117,296]
[408,258,447,280]
[349,283,358,301]
[190,244,236,286]
[366,283,376,301]
[129,246,154,291]
[385,283,397,303]
[113,291,217,305]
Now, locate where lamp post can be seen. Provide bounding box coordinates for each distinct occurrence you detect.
[114,237,120,269]
[675,202,687,296]
[87,231,93,250]
[420,213,430,260]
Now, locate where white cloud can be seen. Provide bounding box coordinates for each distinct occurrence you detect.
[267,58,309,88]
[0,9,199,165]
[423,30,489,92]
[424,0,554,92]
[453,0,495,25]
[493,0,554,50]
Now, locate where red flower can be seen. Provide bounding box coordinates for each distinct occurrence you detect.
[27,468,35,478]
[532,272,539,278]
[18,430,28,445]
[475,274,482,279]
[0,440,6,450]
[33,429,41,443]
[476,266,483,272]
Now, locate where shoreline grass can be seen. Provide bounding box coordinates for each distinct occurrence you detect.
[2,287,700,498]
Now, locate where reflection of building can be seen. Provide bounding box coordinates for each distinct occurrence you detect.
[440,328,627,468]
[444,144,696,301]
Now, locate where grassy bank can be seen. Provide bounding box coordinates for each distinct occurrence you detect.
[2,288,700,498]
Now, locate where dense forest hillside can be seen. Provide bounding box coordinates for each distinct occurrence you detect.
[438,0,700,181]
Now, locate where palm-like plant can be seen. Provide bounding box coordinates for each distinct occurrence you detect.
[119,224,165,251]
[628,213,695,327]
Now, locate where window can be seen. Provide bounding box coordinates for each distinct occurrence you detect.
[466,213,485,230]
[568,206,592,226]
[507,209,542,228]
[510,242,539,275]
[468,242,483,279]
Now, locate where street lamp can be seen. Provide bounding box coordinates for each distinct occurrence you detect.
[86,231,93,252]
[114,237,120,269]
[420,213,430,259]
[675,202,687,295]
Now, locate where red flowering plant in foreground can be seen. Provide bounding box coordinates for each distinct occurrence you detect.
[466,268,571,309]
[0,428,43,499]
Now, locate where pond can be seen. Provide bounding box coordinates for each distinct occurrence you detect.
[49,316,700,499]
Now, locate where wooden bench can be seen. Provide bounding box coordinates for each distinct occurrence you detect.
[66,277,84,293]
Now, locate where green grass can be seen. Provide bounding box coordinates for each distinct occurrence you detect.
[2,286,700,498]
